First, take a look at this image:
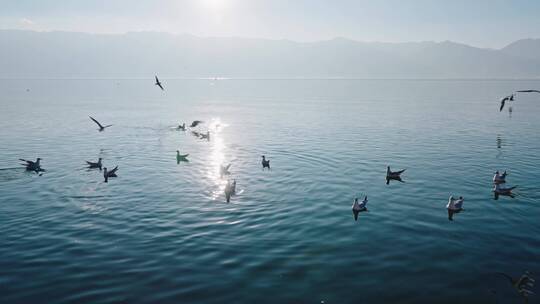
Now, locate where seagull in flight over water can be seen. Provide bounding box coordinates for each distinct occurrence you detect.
[500,94,514,112]
[516,90,540,93]
[155,75,164,91]
[89,116,112,132]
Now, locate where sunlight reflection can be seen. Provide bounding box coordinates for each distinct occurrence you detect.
[207,117,230,200]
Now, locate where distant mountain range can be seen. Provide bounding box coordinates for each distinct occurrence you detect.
[1,30,539,78]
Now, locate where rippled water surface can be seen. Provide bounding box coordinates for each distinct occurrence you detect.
[1,79,540,303]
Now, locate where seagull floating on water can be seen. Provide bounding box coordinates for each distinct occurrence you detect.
[493,184,517,196]
[261,155,270,170]
[176,123,186,131]
[20,158,44,173]
[224,179,233,202]
[190,120,204,128]
[176,151,189,163]
[386,166,405,184]
[493,170,507,184]
[446,196,464,221]
[155,75,164,91]
[199,131,210,141]
[86,158,102,170]
[495,271,535,302]
[103,166,118,183]
[352,196,368,221]
[89,116,112,132]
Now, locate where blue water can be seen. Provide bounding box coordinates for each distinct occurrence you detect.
[1,79,539,303]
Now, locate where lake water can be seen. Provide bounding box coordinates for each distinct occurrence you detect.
[1,79,539,303]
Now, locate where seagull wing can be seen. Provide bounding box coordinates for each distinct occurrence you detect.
[157,82,164,91]
[89,116,104,129]
[395,169,406,174]
[500,100,505,112]
[103,124,113,128]
[155,75,159,83]
[109,166,118,174]
[517,90,540,93]
[19,158,31,164]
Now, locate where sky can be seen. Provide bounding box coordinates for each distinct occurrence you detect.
[1,0,540,48]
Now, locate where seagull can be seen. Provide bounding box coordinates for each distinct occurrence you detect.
[493,184,517,196]
[352,196,368,221]
[231,179,237,195]
[225,179,233,203]
[155,75,164,91]
[190,120,204,128]
[86,158,102,170]
[176,123,186,131]
[19,158,44,172]
[199,131,210,141]
[261,155,271,170]
[103,166,118,183]
[386,166,405,184]
[89,116,112,132]
[220,164,231,178]
[516,90,540,93]
[446,196,464,221]
[176,151,189,163]
[500,94,514,112]
[493,170,507,184]
[495,271,535,302]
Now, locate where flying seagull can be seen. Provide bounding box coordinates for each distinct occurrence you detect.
[86,158,102,170]
[190,120,204,128]
[499,94,514,112]
[516,90,540,93]
[155,75,164,91]
[103,166,118,183]
[89,116,112,132]
[19,158,44,172]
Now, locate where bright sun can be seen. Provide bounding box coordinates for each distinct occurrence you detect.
[201,0,227,11]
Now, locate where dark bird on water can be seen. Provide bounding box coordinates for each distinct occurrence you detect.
[89,116,112,132]
[20,158,44,172]
[499,94,514,112]
[261,155,270,169]
[176,123,186,131]
[103,166,118,183]
[199,131,210,141]
[190,120,204,128]
[386,166,405,184]
[86,158,102,170]
[176,151,189,163]
[155,75,164,91]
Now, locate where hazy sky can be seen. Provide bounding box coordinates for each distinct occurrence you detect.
[2,0,540,48]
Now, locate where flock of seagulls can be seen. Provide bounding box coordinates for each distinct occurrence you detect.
[17,77,537,300]
[499,90,540,112]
